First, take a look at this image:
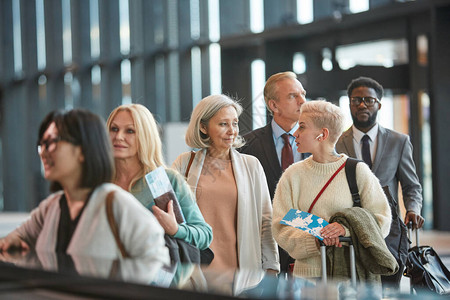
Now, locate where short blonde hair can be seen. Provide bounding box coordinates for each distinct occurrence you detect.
[263,71,298,115]
[300,100,345,144]
[185,94,245,149]
[106,104,166,187]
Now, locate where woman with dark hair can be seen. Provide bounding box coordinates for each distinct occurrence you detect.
[0,109,169,262]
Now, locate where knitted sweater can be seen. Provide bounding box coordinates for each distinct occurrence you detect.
[272,154,391,278]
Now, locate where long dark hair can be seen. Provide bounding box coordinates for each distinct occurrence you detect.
[38,109,114,192]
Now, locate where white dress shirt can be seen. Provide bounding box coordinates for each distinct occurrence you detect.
[271,119,301,166]
[351,124,379,164]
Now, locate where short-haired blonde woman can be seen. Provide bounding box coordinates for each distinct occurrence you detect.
[106,104,212,251]
[172,95,279,274]
[272,100,392,279]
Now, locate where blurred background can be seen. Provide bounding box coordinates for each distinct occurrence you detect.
[0,0,449,232]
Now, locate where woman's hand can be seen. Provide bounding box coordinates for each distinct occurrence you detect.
[320,222,345,247]
[0,235,29,252]
[0,246,29,263]
[152,200,179,236]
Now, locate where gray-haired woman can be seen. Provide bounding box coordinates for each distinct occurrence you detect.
[173,94,279,274]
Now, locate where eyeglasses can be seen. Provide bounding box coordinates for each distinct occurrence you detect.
[37,137,63,154]
[350,97,380,107]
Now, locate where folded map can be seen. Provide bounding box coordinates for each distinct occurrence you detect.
[280,209,329,240]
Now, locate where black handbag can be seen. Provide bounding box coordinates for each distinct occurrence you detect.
[381,186,409,284]
[164,234,214,265]
[345,158,409,286]
[404,245,450,295]
[200,247,214,265]
[165,234,201,264]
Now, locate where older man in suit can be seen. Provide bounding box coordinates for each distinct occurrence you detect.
[336,76,425,287]
[239,71,306,273]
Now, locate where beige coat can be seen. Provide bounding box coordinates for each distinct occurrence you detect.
[173,148,280,272]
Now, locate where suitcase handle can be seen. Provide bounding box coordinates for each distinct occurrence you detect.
[319,236,352,246]
[407,221,420,247]
[319,236,356,287]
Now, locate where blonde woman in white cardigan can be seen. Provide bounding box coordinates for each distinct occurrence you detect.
[272,100,391,279]
[173,95,279,274]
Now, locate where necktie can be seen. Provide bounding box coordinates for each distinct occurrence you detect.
[361,135,372,169]
[281,133,294,171]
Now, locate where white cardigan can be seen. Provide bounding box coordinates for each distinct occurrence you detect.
[172,148,280,272]
[14,183,169,263]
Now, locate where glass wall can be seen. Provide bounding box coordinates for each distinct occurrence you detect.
[0,0,225,210]
[336,39,408,70]
[0,0,437,225]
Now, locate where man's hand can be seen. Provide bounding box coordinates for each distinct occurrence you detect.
[405,211,425,229]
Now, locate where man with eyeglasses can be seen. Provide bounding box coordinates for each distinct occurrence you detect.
[336,76,424,288]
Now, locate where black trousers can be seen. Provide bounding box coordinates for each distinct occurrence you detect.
[279,246,295,273]
[381,262,405,289]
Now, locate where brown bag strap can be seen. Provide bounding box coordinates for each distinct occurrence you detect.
[106,191,130,258]
[185,151,196,178]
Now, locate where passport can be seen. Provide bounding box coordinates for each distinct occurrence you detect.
[144,167,185,224]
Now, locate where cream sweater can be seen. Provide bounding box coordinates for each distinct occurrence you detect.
[272,154,391,278]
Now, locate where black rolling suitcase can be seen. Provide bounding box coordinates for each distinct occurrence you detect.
[404,222,450,295]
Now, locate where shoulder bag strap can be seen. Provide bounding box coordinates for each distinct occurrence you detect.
[106,191,130,258]
[185,151,196,178]
[345,158,362,207]
[308,161,347,213]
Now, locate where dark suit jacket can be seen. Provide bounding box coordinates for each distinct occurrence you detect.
[336,126,423,214]
[239,123,281,199]
[239,123,297,273]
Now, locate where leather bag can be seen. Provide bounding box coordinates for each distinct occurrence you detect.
[165,234,201,264]
[404,245,450,295]
[164,234,214,265]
